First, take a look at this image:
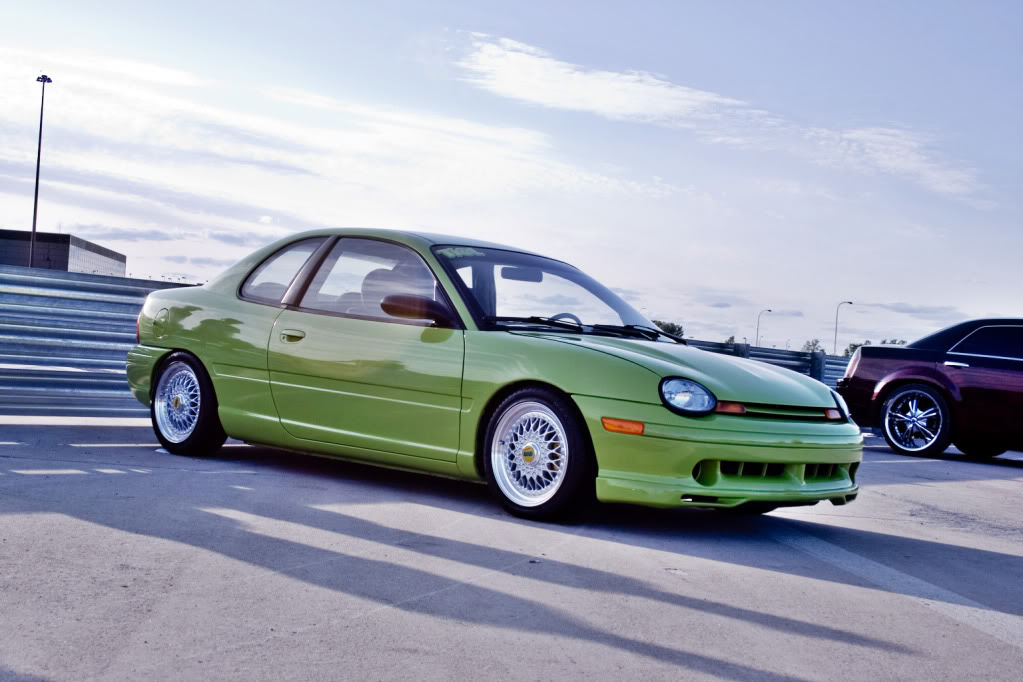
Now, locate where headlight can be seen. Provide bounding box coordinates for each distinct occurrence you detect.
[659,377,717,415]
[831,389,852,422]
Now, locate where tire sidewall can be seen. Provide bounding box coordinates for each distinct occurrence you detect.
[151,352,226,456]
[483,388,593,520]
[880,383,952,457]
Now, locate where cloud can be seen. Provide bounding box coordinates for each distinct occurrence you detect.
[809,127,978,196]
[861,302,967,324]
[163,255,238,267]
[457,35,746,126]
[0,46,213,88]
[455,34,982,199]
[706,302,732,309]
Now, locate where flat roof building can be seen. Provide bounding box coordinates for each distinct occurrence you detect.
[0,229,127,277]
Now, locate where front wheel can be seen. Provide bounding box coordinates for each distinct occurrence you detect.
[483,388,593,520]
[880,384,952,457]
[151,352,227,456]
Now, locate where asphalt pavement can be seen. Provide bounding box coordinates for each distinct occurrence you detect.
[1,418,1021,681]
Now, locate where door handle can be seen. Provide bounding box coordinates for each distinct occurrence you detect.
[280,329,306,342]
[944,361,969,368]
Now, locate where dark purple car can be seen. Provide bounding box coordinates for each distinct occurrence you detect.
[837,319,1023,457]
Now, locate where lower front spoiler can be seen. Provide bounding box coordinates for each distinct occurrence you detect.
[595,475,859,510]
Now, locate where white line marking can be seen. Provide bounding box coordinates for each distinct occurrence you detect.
[11,469,89,475]
[776,530,1023,651]
[155,448,169,454]
[95,468,127,474]
[866,459,942,464]
[129,468,150,473]
[70,443,159,448]
[0,441,22,445]
[0,417,150,426]
[230,485,255,491]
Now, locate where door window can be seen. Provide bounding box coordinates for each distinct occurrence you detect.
[299,238,442,321]
[240,238,327,304]
[951,326,1023,360]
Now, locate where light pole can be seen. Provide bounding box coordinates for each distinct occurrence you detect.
[834,301,853,355]
[30,74,53,269]
[756,309,772,347]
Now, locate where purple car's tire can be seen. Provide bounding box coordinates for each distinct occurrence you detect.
[483,387,594,520]
[880,383,952,457]
[151,352,227,456]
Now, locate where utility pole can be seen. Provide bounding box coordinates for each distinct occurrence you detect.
[756,309,772,347]
[834,301,853,355]
[30,74,53,268]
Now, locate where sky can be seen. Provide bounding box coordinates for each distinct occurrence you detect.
[1,0,1020,351]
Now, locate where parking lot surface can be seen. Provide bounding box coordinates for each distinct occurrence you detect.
[1,418,1022,681]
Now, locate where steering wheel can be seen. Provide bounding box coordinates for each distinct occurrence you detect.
[550,312,583,326]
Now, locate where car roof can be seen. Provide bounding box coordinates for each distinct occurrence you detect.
[907,318,1023,350]
[286,227,549,258]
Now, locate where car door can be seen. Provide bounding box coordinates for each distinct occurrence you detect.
[267,237,465,461]
[208,236,329,438]
[940,324,1023,444]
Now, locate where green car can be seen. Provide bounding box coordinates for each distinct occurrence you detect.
[127,229,862,519]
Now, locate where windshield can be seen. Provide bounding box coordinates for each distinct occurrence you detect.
[432,245,655,329]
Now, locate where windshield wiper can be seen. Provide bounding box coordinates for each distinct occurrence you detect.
[590,324,686,344]
[484,316,584,331]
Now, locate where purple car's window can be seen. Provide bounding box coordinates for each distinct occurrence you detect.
[240,237,327,304]
[950,326,1023,360]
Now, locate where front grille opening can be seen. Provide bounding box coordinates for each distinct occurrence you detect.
[693,459,853,486]
[720,460,741,476]
[804,463,845,481]
[681,495,720,504]
[849,461,860,484]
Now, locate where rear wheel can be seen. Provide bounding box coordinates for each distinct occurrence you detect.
[880,384,952,457]
[483,388,593,520]
[151,352,226,456]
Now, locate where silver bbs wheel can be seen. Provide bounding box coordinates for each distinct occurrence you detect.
[490,401,569,507]
[884,389,942,452]
[154,361,201,443]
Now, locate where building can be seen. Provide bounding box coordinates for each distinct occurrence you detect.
[0,229,127,277]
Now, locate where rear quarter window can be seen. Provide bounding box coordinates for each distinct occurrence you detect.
[240,238,327,304]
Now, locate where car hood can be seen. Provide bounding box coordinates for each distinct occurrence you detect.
[537,334,836,408]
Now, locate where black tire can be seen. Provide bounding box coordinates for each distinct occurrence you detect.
[482,387,594,521]
[880,383,952,457]
[151,352,227,456]
[954,440,1008,459]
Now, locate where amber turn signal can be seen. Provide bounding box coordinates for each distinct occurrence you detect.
[824,408,843,420]
[601,417,645,435]
[714,401,747,415]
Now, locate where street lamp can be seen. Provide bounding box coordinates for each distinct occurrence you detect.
[29,74,53,269]
[834,301,853,355]
[756,309,772,347]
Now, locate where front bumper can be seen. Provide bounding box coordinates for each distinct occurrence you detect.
[573,395,863,509]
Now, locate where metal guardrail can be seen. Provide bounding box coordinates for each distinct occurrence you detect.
[0,265,850,417]
[0,265,184,416]
[687,339,849,387]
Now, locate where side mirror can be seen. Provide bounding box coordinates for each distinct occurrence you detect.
[381,294,457,327]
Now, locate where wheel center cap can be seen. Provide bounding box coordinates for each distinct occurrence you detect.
[172,395,182,410]
[521,443,536,464]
